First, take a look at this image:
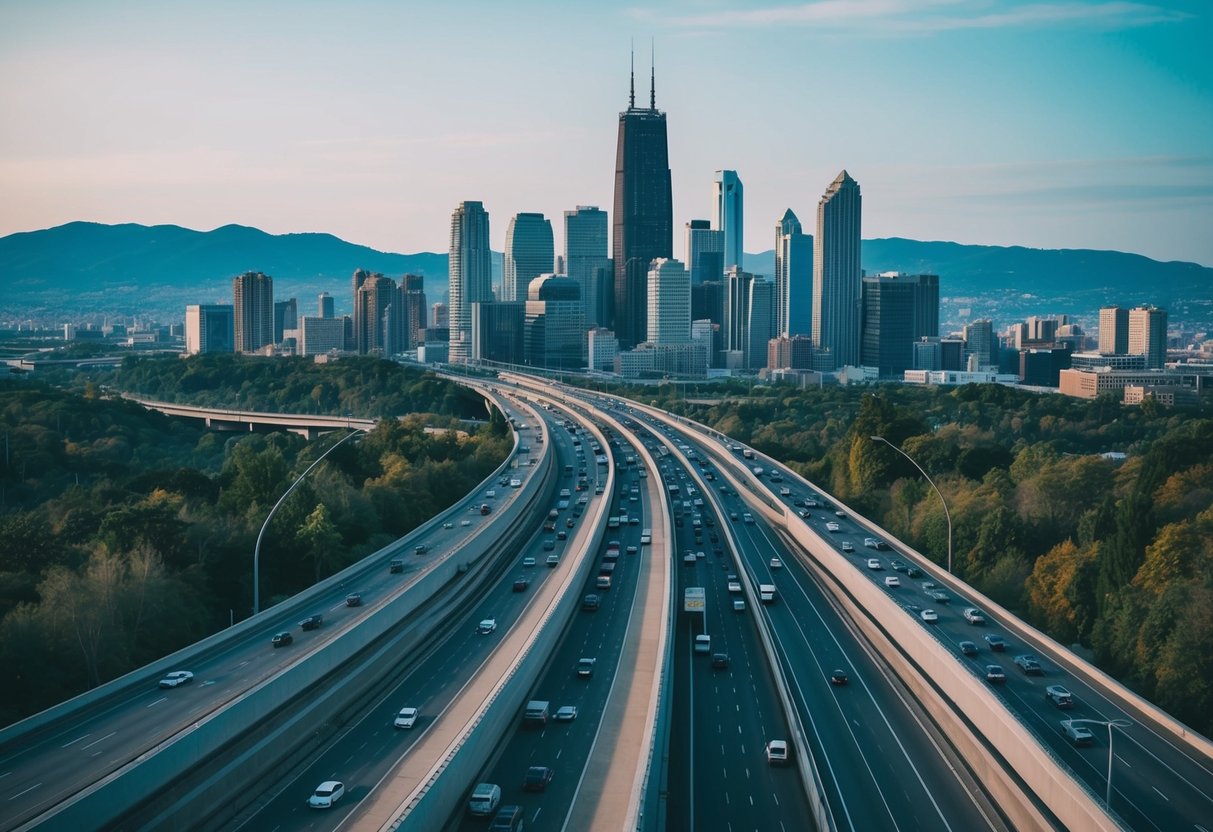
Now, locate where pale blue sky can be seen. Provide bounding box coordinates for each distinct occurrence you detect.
[2,1,1211,265]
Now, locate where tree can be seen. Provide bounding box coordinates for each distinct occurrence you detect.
[296,503,344,583]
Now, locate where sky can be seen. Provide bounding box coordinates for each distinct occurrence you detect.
[2,0,1211,267]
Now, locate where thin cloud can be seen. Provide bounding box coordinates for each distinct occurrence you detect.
[641,1,1192,33]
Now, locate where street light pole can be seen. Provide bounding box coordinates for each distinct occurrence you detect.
[870,434,953,574]
[1065,718,1131,807]
[253,427,364,615]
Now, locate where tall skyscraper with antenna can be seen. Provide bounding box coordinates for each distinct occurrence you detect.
[612,56,673,349]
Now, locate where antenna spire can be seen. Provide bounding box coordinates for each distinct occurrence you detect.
[629,42,635,109]
[649,39,656,109]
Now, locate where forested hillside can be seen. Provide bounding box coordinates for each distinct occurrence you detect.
[0,360,510,726]
[635,381,1213,735]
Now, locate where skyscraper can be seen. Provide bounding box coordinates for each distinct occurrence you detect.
[273,298,297,343]
[565,206,611,328]
[745,278,775,370]
[646,258,690,345]
[812,170,862,369]
[723,267,754,368]
[448,201,492,363]
[232,271,274,354]
[612,63,673,349]
[685,219,723,286]
[503,213,554,302]
[774,209,812,338]
[962,319,996,368]
[318,292,335,319]
[353,271,396,355]
[1099,306,1130,354]
[402,274,427,350]
[1128,305,1168,369]
[525,275,584,369]
[184,304,234,354]
[714,170,744,270]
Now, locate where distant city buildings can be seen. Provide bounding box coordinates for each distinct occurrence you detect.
[812,170,862,369]
[525,274,584,369]
[646,258,690,345]
[713,170,743,271]
[185,304,234,354]
[774,209,812,338]
[448,201,492,363]
[612,64,672,349]
[565,206,611,328]
[232,271,274,354]
[684,219,723,286]
[503,213,554,303]
[1129,305,1168,369]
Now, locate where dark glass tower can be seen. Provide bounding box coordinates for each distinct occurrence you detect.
[612,64,672,349]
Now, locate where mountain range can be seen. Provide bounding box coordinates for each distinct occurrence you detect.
[2,221,1209,327]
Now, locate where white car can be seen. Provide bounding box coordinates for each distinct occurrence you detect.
[770,557,783,569]
[840,541,854,552]
[554,705,578,722]
[728,581,742,593]
[158,670,194,689]
[884,576,900,588]
[522,557,537,567]
[920,609,939,624]
[308,780,345,809]
[766,739,789,765]
[394,707,418,728]
[478,618,497,634]
[460,519,471,527]
[825,522,840,533]
[866,558,882,570]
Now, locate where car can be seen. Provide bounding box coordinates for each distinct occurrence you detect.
[389,559,405,573]
[1062,720,1095,747]
[512,577,529,592]
[554,705,578,722]
[905,566,923,579]
[733,598,746,611]
[414,544,429,555]
[442,521,455,529]
[158,670,194,688]
[985,634,1007,651]
[582,594,600,611]
[742,513,755,524]
[890,559,907,573]
[825,522,840,533]
[727,580,742,593]
[490,804,526,831]
[545,553,560,567]
[866,558,882,570]
[840,541,854,552]
[1014,654,1044,675]
[884,576,900,588]
[830,669,849,685]
[920,609,939,623]
[1046,685,1075,708]
[556,530,567,540]
[864,537,879,549]
[468,782,502,817]
[523,765,554,791]
[345,593,362,607]
[834,510,846,518]
[683,552,698,564]
[780,486,792,496]
[523,556,537,566]
[542,538,555,550]
[797,509,809,518]
[959,640,979,656]
[770,557,783,569]
[711,652,730,669]
[461,519,472,526]
[729,511,738,520]
[577,657,596,677]
[626,544,638,554]
[766,739,789,765]
[271,631,293,647]
[986,665,1007,684]
[567,517,576,528]
[394,706,418,728]
[307,780,345,809]
[927,590,951,604]
[478,618,497,634]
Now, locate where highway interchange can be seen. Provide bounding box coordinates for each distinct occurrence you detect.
[2,375,1211,832]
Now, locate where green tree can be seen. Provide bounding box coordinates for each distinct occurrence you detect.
[296,503,344,583]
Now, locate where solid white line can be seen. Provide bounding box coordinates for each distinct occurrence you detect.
[145,697,167,708]
[61,734,90,748]
[7,782,41,801]
[81,732,116,750]
[1153,786,1169,801]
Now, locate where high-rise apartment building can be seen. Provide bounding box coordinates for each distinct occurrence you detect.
[448,201,492,363]
[1128,305,1168,369]
[812,170,862,369]
[962,319,996,368]
[299,316,347,356]
[1099,306,1130,354]
[232,271,274,354]
[184,304,234,354]
[503,213,554,302]
[431,302,448,328]
[684,219,724,286]
[353,271,397,355]
[646,258,690,345]
[402,274,427,350]
[774,209,812,338]
[565,206,611,328]
[713,170,744,270]
[612,65,673,349]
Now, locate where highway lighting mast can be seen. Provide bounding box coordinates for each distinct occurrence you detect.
[870,435,953,574]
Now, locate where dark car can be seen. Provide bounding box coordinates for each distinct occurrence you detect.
[582,594,600,611]
[389,559,404,573]
[271,631,293,647]
[512,578,529,592]
[984,634,1007,651]
[1014,654,1044,675]
[959,640,979,656]
[711,653,730,669]
[345,593,362,607]
[830,669,849,685]
[523,765,554,792]
[299,614,323,631]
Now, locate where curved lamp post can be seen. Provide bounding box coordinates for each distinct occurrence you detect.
[253,427,364,614]
[1064,717,1131,807]
[870,435,953,574]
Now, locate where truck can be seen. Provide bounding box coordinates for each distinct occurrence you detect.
[759,584,776,604]
[524,700,550,725]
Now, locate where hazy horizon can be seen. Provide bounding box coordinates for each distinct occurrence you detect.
[2,1,1210,267]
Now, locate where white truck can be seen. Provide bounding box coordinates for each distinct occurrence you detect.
[759,584,776,604]
[524,700,550,725]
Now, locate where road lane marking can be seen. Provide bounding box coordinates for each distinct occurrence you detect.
[61,734,90,748]
[7,782,40,801]
[146,697,167,708]
[81,732,116,750]
[1153,786,1169,801]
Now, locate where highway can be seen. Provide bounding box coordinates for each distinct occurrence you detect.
[0,392,548,832]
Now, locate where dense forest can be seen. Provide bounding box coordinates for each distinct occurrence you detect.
[627,380,1213,736]
[0,357,511,726]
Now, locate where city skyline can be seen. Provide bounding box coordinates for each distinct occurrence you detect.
[1,2,1210,267]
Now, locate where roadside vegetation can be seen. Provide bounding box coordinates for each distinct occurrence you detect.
[0,356,511,726]
[628,379,1213,736]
